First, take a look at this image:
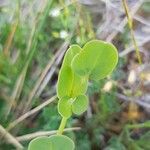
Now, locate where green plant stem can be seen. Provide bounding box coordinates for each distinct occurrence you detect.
[122,0,142,65]
[126,121,150,129]
[57,117,67,135]
[130,28,142,64]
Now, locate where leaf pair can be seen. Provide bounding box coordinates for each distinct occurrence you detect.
[28,135,74,150]
[71,40,118,80]
[58,94,88,118]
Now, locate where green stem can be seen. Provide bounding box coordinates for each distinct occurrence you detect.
[130,29,142,65]
[57,117,67,135]
[126,121,150,129]
[122,0,142,65]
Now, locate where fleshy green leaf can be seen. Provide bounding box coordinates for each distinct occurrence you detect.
[49,135,75,150]
[28,135,75,150]
[28,136,52,150]
[57,45,88,98]
[71,74,88,97]
[57,66,73,98]
[71,40,118,80]
[58,96,73,118]
[72,94,88,115]
[62,45,82,67]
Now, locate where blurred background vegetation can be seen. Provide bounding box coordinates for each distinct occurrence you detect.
[0,0,150,149]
